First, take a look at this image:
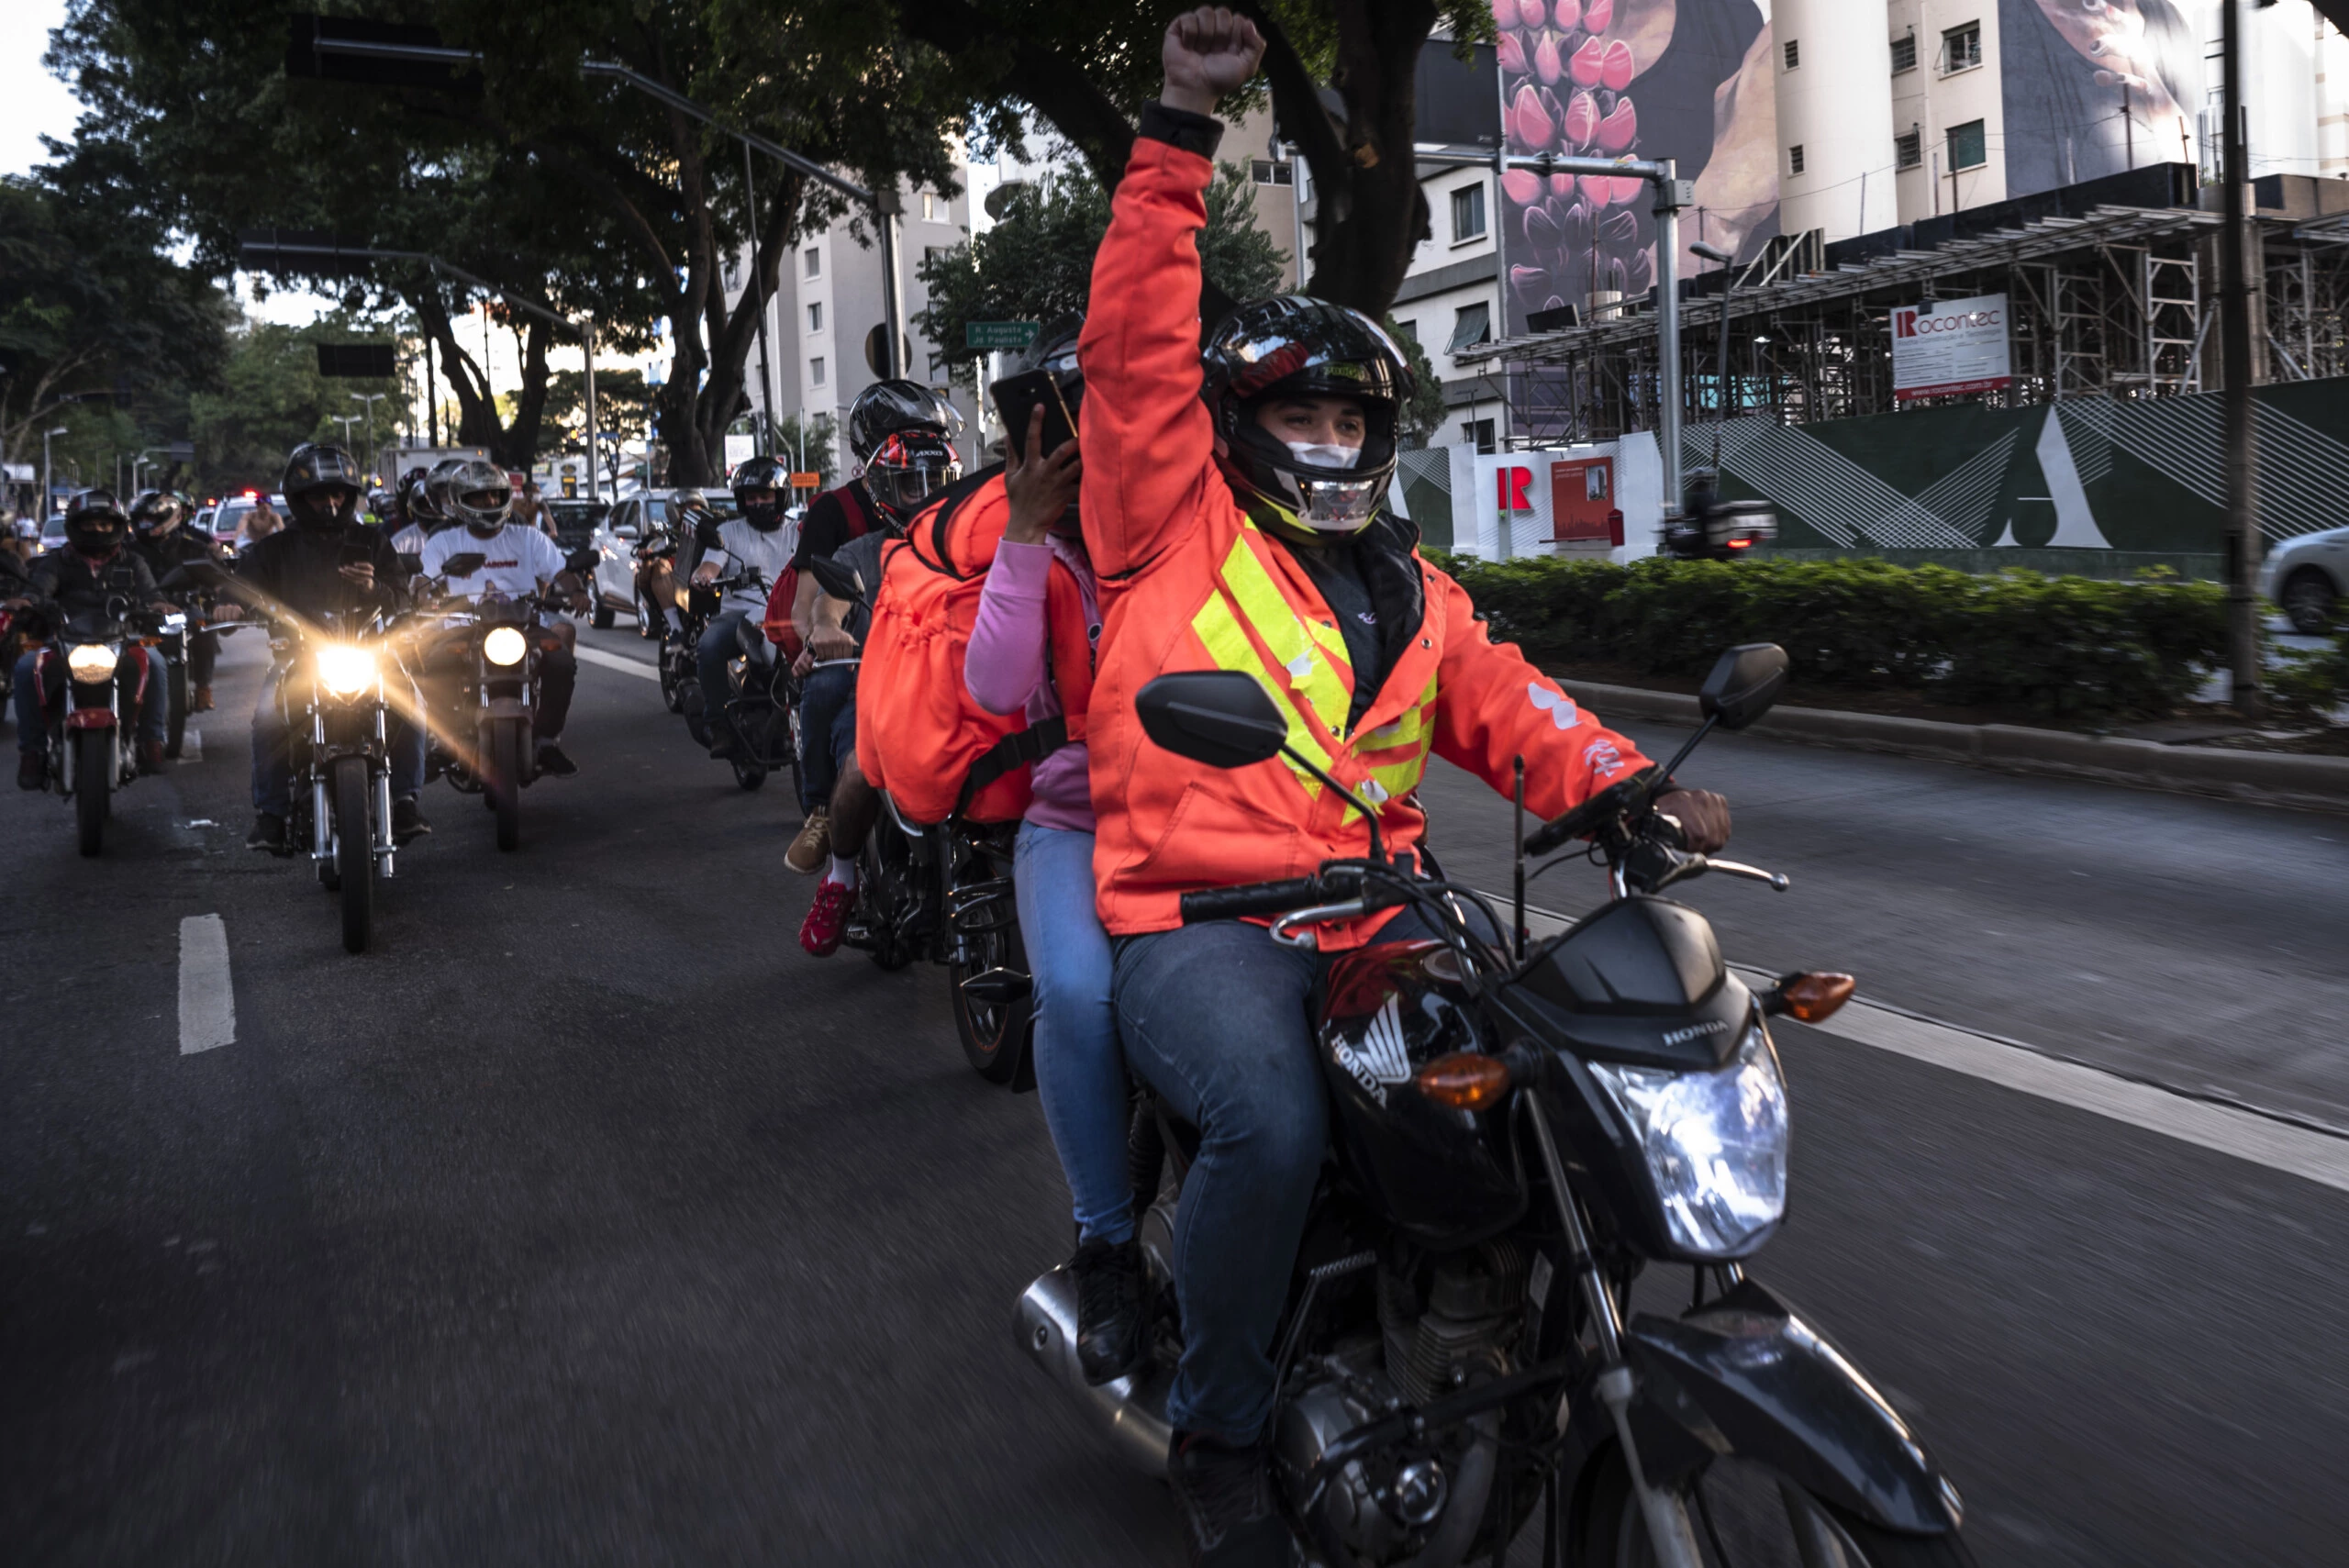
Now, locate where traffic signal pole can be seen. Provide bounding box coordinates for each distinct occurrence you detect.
[2220,0,2264,716]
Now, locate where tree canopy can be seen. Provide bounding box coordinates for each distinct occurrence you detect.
[187,315,405,492]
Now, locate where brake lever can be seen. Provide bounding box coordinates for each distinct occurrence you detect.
[1698,857,1790,893]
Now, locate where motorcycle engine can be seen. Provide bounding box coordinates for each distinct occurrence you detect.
[1274,1243,1528,1566]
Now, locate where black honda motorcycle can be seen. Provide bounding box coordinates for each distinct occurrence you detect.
[690,567,798,795]
[273,607,404,953]
[31,595,160,857]
[803,551,1035,1085]
[1017,646,1975,1568]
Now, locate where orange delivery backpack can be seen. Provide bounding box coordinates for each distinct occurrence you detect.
[853,469,1096,826]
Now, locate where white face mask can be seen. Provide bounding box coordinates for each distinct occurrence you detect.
[1286,440,1361,471]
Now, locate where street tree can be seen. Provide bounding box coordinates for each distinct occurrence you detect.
[900,0,1494,319]
[187,315,405,490]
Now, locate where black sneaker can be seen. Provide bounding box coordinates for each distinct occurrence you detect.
[391,795,431,843]
[535,743,578,777]
[245,812,285,852]
[707,728,742,762]
[17,751,45,791]
[1168,1431,1286,1568]
[1072,1237,1147,1386]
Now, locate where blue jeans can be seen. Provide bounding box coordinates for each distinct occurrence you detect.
[796,662,858,816]
[13,646,166,753]
[1113,903,1468,1442]
[1015,822,1130,1247]
[250,663,426,817]
[695,610,751,744]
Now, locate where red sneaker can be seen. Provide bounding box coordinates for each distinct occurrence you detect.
[799,876,855,957]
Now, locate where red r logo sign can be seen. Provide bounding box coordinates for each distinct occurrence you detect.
[1497,466,1533,511]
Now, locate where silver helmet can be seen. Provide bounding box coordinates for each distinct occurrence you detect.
[445,460,514,535]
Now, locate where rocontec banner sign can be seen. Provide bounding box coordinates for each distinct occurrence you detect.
[1891,294,2011,402]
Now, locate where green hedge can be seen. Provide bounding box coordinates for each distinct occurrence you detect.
[1432,554,2228,722]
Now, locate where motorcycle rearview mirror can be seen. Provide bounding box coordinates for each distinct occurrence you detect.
[1135,671,1287,768]
[1699,642,1789,732]
[804,553,863,605]
[396,553,424,576]
[1137,671,1389,864]
[563,549,599,575]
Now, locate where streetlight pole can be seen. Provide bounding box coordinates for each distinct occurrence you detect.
[1691,240,1737,473]
[351,392,387,474]
[582,312,601,503]
[2219,0,2263,716]
[42,427,68,520]
[333,413,363,452]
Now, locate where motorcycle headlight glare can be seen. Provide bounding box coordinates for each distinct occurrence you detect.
[1588,1024,1789,1259]
[483,626,528,666]
[66,643,118,682]
[317,643,378,697]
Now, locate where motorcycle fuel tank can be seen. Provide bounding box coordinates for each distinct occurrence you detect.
[1318,941,1525,1247]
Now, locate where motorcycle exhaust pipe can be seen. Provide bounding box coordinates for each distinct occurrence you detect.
[1014,1266,1173,1478]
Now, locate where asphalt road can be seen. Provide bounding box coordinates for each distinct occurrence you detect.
[3,622,2345,1566]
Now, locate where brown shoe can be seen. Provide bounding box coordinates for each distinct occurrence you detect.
[191,684,215,713]
[785,806,830,875]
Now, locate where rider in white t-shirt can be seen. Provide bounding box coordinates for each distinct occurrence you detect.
[689,456,800,759]
[417,460,593,777]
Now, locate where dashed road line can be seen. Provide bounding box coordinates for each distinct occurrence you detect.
[177,914,235,1055]
[574,646,659,681]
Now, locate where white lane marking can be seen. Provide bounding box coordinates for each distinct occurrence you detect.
[574,645,659,681]
[1508,898,2349,1193]
[177,914,235,1055]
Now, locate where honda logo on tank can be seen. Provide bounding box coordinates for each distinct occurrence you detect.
[1890,294,2011,402]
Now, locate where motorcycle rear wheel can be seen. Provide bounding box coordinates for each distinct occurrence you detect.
[166,663,188,759]
[486,719,524,852]
[731,758,767,791]
[661,659,687,714]
[74,729,109,857]
[1573,1450,1976,1568]
[332,755,373,954]
[952,897,1032,1084]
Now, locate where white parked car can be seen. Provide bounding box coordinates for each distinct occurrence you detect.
[2260,524,2347,634]
[586,489,737,630]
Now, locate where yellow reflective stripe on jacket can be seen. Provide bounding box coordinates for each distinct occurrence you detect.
[1189,590,1332,797]
[1360,674,1439,751]
[1216,530,1353,741]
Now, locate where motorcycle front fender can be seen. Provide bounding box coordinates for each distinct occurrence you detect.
[1617,1278,1960,1533]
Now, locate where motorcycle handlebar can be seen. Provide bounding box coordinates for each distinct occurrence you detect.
[1179,877,1329,924]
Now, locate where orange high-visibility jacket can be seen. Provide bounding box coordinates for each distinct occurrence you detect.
[1076,122,1651,944]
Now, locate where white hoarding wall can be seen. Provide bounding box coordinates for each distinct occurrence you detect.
[1449,435,1663,563]
[1891,295,2012,402]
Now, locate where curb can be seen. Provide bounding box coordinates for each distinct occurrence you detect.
[1557,680,2349,814]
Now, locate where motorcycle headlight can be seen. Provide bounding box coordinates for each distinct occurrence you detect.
[317,643,378,697]
[483,626,528,666]
[1588,1023,1789,1259]
[67,643,118,682]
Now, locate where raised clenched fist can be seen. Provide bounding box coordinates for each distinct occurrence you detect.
[1162,7,1266,117]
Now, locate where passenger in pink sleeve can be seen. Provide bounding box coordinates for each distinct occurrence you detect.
[964,361,1141,1387]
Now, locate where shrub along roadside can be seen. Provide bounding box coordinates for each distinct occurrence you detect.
[1431,553,2228,723]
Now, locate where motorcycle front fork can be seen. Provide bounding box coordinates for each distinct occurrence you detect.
[1521,1088,1709,1568]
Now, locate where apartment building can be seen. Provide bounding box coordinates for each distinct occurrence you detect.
[721,174,977,479]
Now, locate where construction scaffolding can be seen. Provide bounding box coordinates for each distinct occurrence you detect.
[1455,168,2349,449]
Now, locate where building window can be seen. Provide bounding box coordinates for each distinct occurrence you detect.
[1783,39,1799,71]
[803,247,820,279]
[1890,33,1918,73]
[1450,183,1487,244]
[1250,159,1294,185]
[1895,129,1923,171]
[1947,119,1987,171]
[1462,417,1496,455]
[1788,145,1806,176]
[920,192,939,222]
[807,302,822,333]
[1943,22,1982,73]
[810,356,827,387]
[1392,318,1419,343]
[1446,302,1493,354]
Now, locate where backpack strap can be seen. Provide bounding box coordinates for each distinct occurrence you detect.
[835,480,870,539]
[953,716,1069,815]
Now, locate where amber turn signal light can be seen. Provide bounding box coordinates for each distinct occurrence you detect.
[1415,1051,1513,1111]
[1778,972,1856,1023]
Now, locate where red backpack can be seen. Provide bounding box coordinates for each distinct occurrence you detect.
[763,482,872,655]
[854,472,1095,825]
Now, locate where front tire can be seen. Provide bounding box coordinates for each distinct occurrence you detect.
[661,658,687,715]
[2282,568,2338,635]
[731,758,767,791]
[1572,1449,1976,1568]
[165,662,188,759]
[332,756,373,953]
[486,719,524,852]
[74,728,109,857]
[591,600,616,629]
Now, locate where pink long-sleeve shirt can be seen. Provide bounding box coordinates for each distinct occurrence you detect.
[963,536,1098,833]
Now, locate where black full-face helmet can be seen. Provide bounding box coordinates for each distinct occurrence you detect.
[1200,295,1411,539]
[282,442,365,528]
[63,489,131,559]
[729,454,790,531]
[423,458,471,528]
[443,459,514,537]
[398,466,440,530]
[864,430,961,524]
[848,379,963,465]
